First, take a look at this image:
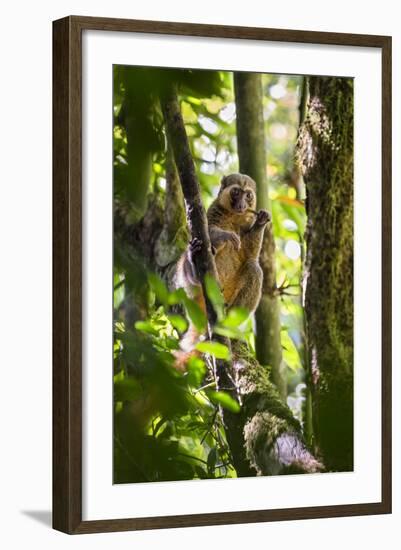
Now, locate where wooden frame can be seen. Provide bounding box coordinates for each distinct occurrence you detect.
[53,15,392,534]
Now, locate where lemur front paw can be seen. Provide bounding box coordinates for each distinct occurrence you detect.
[189,237,203,256]
[255,209,271,227]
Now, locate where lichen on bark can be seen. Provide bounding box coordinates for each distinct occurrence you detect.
[232,341,322,475]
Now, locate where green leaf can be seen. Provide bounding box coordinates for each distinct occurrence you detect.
[184,298,207,332]
[281,330,302,372]
[113,370,124,383]
[222,307,250,328]
[162,336,180,351]
[207,390,240,413]
[135,320,158,336]
[168,314,188,333]
[148,273,169,305]
[214,325,246,340]
[195,341,230,360]
[168,287,187,305]
[204,274,224,319]
[186,356,206,387]
[114,377,141,401]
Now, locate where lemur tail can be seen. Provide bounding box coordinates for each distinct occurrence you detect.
[173,249,207,371]
[173,324,201,371]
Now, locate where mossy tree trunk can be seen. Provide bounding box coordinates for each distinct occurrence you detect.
[234,73,286,400]
[297,76,354,472]
[114,150,188,329]
[232,341,322,475]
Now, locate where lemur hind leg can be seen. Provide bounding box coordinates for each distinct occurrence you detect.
[229,259,263,314]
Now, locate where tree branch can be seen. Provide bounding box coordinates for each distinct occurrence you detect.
[160,84,218,326]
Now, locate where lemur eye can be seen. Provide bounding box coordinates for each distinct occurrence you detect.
[231,187,240,196]
[246,191,253,201]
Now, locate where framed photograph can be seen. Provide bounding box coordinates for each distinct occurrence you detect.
[53,16,392,534]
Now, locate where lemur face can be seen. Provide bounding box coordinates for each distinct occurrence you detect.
[229,185,255,213]
[218,173,257,213]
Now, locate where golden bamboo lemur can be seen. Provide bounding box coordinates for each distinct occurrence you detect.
[175,173,271,356]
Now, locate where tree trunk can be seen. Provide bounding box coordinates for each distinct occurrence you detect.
[234,73,286,400]
[161,84,321,477]
[120,70,155,220]
[297,76,354,471]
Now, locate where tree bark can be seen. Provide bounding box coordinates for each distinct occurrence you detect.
[297,76,354,471]
[161,84,321,477]
[234,73,286,400]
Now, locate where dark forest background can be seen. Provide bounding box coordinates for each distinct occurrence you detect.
[112,66,354,483]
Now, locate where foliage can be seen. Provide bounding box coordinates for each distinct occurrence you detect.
[114,273,248,483]
[113,66,309,483]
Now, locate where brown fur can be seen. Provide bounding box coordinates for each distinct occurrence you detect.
[175,173,270,360]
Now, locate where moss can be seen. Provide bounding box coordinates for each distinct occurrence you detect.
[229,341,311,475]
[243,411,290,475]
[233,342,298,424]
[297,76,354,471]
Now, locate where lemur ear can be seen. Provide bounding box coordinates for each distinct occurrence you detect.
[221,176,229,189]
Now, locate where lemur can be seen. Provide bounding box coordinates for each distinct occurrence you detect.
[175,173,271,355]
